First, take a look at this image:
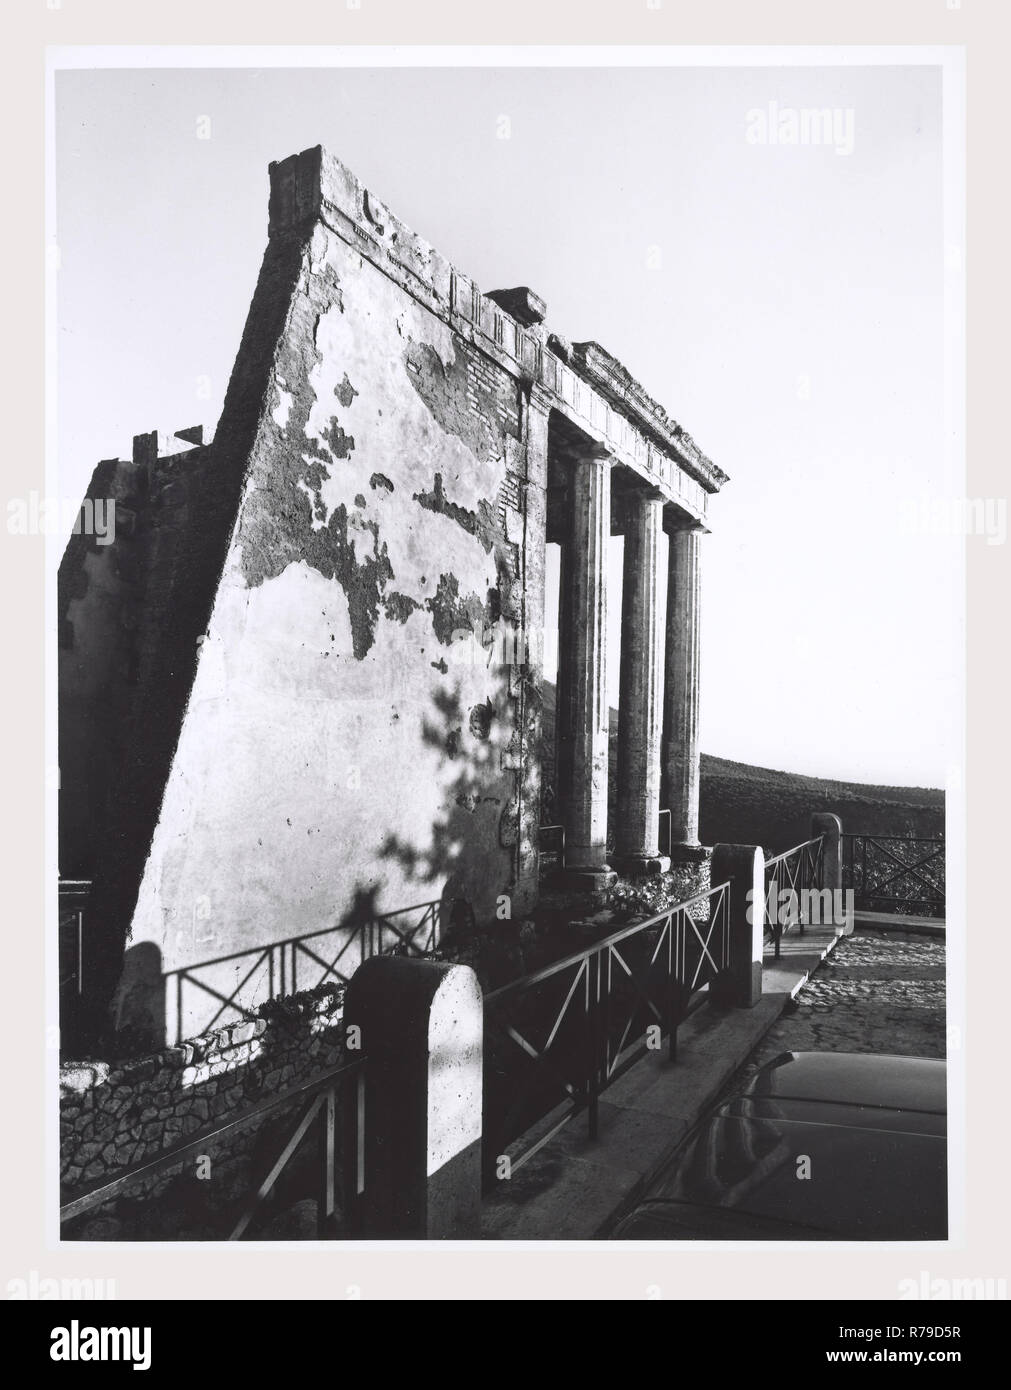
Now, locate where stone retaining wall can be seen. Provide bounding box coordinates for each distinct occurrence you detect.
[60,984,346,1238]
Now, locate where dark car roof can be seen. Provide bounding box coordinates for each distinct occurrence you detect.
[744,1051,946,1115]
[613,1052,947,1241]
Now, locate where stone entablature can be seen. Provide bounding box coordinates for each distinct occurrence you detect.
[564,340,729,497]
[270,146,727,528]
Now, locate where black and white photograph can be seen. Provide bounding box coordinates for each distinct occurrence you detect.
[47,50,965,1254]
[6,0,1011,1343]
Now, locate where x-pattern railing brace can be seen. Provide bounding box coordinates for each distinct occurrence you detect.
[166,901,444,1041]
[844,835,945,911]
[862,840,944,898]
[175,956,266,1042]
[482,882,734,1177]
[602,933,670,1080]
[684,906,726,989]
[484,962,591,1150]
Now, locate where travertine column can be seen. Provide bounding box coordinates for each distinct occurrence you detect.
[662,516,704,855]
[557,452,615,890]
[614,488,670,876]
[554,542,574,824]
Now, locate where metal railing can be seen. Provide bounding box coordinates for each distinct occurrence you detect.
[842,834,945,916]
[59,879,91,995]
[165,900,442,1044]
[537,824,566,874]
[482,880,731,1181]
[61,1053,366,1240]
[59,879,91,1050]
[764,835,825,959]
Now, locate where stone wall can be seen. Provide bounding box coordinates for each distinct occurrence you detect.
[63,148,544,1047]
[109,206,532,1045]
[58,431,212,881]
[60,985,346,1239]
[60,145,726,1050]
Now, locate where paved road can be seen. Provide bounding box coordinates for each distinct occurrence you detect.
[740,928,946,1084]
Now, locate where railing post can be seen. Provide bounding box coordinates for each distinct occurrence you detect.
[768,864,784,959]
[811,813,843,893]
[344,956,483,1239]
[586,952,600,1140]
[667,913,680,1062]
[317,1087,336,1237]
[709,844,764,1008]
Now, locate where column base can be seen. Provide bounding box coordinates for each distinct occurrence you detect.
[558,864,618,893]
[668,841,712,865]
[612,853,672,878]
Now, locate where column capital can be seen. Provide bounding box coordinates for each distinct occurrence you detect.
[625,482,668,505]
[527,380,555,416]
[576,443,614,465]
[613,483,665,535]
[664,503,707,535]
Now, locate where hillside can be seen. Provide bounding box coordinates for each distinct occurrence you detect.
[539,682,943,852]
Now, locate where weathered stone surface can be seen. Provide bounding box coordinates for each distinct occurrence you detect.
[60,145,727,1064]
[709,844,765,1009]
[557,453,615,890]
[567,340,728,495]
[614,489,669,875]
[662,522,703,850]
[60,1064,108,1098]
[742,931,947,1078]
[486,286,547,327]
[347,957,482,1239]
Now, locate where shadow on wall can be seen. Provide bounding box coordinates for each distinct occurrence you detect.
[101,881,458,1055]
[111,942,165,1056]
[91,647,523,1056]
[377,661,520,921]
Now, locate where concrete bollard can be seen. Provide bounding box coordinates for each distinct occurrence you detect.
[709,844,764,1008]
[812,812,843,893]
[344,956,483,1239]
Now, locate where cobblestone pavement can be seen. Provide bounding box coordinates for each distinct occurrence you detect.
[735,929,946,1088]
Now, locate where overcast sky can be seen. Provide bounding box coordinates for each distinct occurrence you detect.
[53,57,956,788]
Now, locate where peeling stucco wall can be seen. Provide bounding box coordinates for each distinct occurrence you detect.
[61,146,728,1050]
[110,219,535,1043]
[65,146,723,1051]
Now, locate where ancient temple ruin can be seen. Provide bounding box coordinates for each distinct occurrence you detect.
[59,147,728,1046]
